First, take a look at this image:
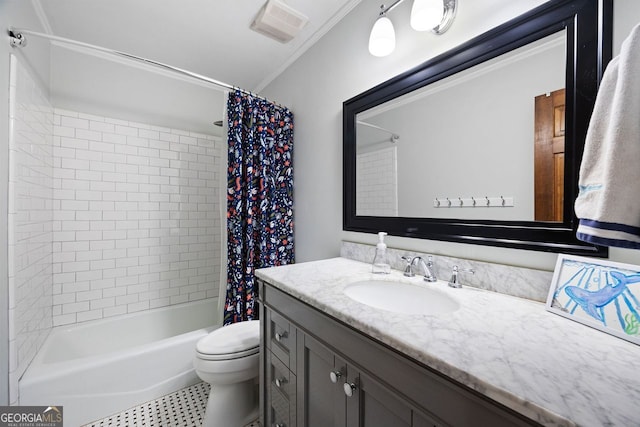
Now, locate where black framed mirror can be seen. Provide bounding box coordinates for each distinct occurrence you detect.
[343,0,611,256]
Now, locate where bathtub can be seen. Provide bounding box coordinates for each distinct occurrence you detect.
[19,298,219,427]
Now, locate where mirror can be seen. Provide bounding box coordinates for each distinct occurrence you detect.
[344,0,612,255]
[356,31,566,221]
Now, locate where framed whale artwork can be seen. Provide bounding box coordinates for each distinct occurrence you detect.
[546,254,640,346]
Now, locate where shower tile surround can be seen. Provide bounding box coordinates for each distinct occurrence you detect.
[51,109,223,326]
[8,54,225,404]
[8,55,55,405]
[341,241,553,302]
[355,146,398,216]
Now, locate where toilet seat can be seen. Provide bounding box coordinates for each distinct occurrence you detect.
[196,320,260,360]
[196,346,258,361]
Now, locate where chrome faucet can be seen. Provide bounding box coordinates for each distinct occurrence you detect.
[401,256,437,282]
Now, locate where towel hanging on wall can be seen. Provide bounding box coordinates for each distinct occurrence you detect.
[575,23,640,249]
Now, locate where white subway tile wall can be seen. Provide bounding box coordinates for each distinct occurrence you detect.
[51,109,223,327]
[356,146,398,216]
[8,55,55,404]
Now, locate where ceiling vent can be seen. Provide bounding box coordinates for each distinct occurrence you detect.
[251,0,309,43]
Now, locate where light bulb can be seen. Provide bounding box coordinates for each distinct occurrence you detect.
[368,15,395,57]
[410,0,445,31]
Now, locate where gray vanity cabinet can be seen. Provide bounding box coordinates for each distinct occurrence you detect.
[297,331,435,427]
[259,280,540,427]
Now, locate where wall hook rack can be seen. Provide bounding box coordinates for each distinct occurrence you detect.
[433,196,514,208]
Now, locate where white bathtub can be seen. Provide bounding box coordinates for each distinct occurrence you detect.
[19,298,219,427]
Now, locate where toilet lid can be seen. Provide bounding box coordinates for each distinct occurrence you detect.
[196,320,260,356]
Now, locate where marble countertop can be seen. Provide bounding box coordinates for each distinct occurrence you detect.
[256,257,640,427]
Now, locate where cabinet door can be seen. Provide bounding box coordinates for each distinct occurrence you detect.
[346,368,446,427]
[298,332,346,427]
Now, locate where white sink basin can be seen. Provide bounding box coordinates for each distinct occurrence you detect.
[344,280,459,315]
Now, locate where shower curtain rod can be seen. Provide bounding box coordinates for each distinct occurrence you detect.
[8,28,284,108]
[356,120,400,140]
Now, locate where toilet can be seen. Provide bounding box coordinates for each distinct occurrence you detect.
[193,320,260,427]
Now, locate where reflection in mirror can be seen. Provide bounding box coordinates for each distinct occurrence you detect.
[356,31,566,221]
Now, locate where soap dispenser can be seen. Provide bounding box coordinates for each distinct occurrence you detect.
[372,232,391,274]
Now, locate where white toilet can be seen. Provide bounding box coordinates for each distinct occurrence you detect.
[193,320,260,427]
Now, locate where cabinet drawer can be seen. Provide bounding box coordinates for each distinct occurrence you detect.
[269,351,295,401]
[269,384,290,427]
[266,308,296,369]
[266,350,297,427]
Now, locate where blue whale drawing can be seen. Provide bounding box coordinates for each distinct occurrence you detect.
[564,271,640,322]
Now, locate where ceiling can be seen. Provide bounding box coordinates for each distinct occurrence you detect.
[23,0,362,134]
[22,0,556,135]
[36,0,361,92]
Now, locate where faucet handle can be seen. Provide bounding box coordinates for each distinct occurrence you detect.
[401,256,414,277]
[448,265,474,288]
[421,256,437,282]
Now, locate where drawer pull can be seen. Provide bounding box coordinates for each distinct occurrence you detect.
[343,382,357,397]
[274,331,288,342]
[275,424,285,427]
[275,377,287,388]
[329,370,343,383]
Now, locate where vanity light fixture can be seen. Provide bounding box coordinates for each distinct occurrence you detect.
[368,6,396,57]
[368,0,457,57]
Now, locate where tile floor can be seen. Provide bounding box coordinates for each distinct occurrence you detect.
[83,382,260,427]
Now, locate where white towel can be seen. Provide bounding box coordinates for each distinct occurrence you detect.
[575,23,640,249]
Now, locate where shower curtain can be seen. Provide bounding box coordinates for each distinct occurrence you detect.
[224,90,294,325]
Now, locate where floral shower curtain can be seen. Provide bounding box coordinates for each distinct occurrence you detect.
[224,90,294,325]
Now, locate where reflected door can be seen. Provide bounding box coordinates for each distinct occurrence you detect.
[534,88,565,222]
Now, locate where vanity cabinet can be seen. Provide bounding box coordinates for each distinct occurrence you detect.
[259,280,540,427]
[300,332,440,427]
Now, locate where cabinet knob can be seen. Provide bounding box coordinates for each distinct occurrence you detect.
[275,424,285,427]
[274,330,288,342]
[343,382,357,397]
[329,370,342,383]
[275,377,287,388]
